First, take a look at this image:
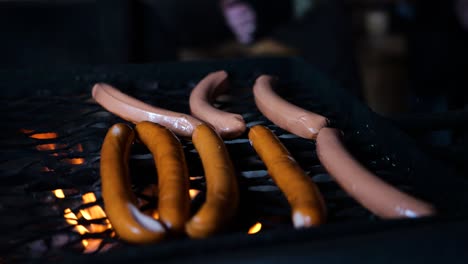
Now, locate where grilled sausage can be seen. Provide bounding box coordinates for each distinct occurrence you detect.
[316,127,436,218]
[253,75,328,139]
[185,124,239,238]
[92,83,202,138]
[100,123,166,244]
[189,71,246,138]
[135,121,190,234]
[248,125,327,227]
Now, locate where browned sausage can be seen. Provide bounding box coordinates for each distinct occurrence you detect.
[189,71,246,139]
[92,83,202,138]
[135,121,190,234]
[316,127,436,218]
[185,124,239,238]
[100,123,166,244]
[248,125,327,227]
[253,75,328,139]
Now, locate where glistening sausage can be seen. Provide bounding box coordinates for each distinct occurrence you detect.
[189,71,246,138]
[135,121,190,234]
[248,125,327,227]
[316,127,436,218]
[92,83,202,138]
[253,75,328,139]
[185,124,239,238]
[100,123,166,244]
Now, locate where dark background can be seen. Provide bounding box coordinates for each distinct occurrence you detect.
[1,0,467,113]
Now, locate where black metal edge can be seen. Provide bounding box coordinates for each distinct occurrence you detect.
[66,215,468,264]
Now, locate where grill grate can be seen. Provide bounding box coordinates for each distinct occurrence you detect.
[0,78,391,261]
[1,58,467,262]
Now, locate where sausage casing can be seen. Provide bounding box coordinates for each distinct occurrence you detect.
[92,83,202,138]
[316,127,436,218]
[100,123,166,244]
[185,124,239,238]
[135,121,191,234]
[253,75,328,139]
[189,71,246,139]
[248,125,327,227]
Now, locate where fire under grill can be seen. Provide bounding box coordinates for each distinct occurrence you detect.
[1,58,468,263]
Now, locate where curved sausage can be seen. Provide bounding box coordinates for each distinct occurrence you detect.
[316,127,436,218]
[100,123,166,244]
[185,124,239,238]
[92,83,202,138]
[253,75,328,139]
[248,125,327,228]
[189,71,246,139]
[135,121,191,235]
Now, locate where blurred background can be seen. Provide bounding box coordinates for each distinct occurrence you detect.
[0,0,467,118]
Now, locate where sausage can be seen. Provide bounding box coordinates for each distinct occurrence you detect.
[185,124,239,238]
[316,127,436,218]
[253,75,328,139]
[189,71,246,138]
[92,83,202,138]
[135,121,190,234]
[100,123,166,244]
[248,125,327,228]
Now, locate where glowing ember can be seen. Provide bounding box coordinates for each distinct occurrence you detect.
[189,189,200,200]
[248,222,262,234]
[82,239,103,254]
[36,143,66,151]
[75,144,84,152]
[80,206,106,220]
[36,143,56,151]
[41,167,54,172]
[82,193,97,203]
[56,191,113,254]
[19,128,35,134]
[63,208,80,227]
[53,189,65,199]
[64,158,85,165]
[152,211,159,219]
[30,132,58,139]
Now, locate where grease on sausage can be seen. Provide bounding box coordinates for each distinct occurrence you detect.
[92,83,202,138]
[185,124,239,238]
[100,123,166,244]
[189,71,246,138]
[135,121,190,234]
[316,127,436,218]
[248,125,327,227]
[253,75,328,139]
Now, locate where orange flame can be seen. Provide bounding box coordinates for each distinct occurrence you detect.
[152,211,159,219]
[36,143,58,151]
[54,191,113,253]
[36,143,67,151]
[189,189,200,200]
[30,132,58,139]
[53,189,65,199]
[82,193,97,203]
[64,158,85,165]
[248,222,262,234]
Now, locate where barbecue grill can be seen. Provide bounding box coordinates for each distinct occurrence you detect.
[1,58,467,263]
